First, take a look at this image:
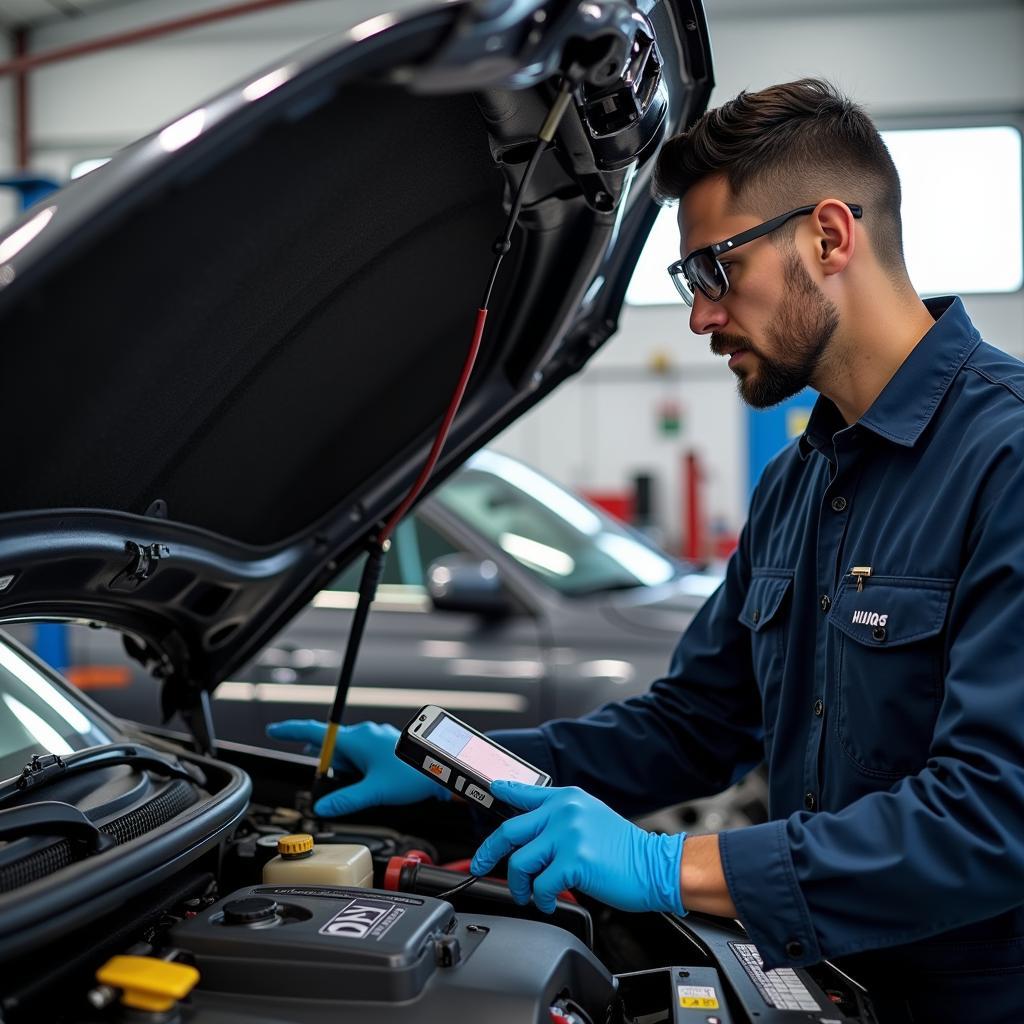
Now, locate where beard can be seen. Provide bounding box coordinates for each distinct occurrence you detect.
[711,251,839,409]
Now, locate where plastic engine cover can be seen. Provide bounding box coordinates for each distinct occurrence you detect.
[170,885,616,1022]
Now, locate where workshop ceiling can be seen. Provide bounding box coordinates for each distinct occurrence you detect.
[0,0,140,30]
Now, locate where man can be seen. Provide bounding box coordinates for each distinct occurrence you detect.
[270,80,1024,1022]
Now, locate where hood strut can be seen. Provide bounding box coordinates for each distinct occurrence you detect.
[311,77,576,798]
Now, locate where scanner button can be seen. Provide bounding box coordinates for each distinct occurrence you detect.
[464,784,493,808]
[423,757,451,782]
[455,776,466,792]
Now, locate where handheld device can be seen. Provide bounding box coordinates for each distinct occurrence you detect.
[396,705,551,818]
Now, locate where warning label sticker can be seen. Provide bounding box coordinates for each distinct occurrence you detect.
[678,984,720,1009]
[319,898,406,941]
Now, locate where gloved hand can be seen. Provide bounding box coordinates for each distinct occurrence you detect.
[470,781,686,915]
[266,719,452,818]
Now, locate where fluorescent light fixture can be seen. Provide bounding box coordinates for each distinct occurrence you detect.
[158,108,207,153]
[882,126,1023,295]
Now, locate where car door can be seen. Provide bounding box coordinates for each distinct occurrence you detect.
[226,512,549,746]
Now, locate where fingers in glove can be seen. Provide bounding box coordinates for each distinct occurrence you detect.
[313,778,380,818]
[470,806,549,877]
[505,834,557,905]
[266,719,326,743]
[532,855,576,914]
[490,779,554,812]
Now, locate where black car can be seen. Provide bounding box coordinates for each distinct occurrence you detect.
[57,448,720,742]
[0,2,875,1021]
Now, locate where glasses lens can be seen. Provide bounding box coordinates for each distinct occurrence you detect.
[685,252,727,302]
[669,264,695,305]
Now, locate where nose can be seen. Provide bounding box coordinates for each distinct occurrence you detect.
[689,291,728,335]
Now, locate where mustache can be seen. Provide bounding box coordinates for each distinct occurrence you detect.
[710,333,756,357]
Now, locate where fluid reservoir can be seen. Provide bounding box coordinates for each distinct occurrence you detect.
[262,834,373,888]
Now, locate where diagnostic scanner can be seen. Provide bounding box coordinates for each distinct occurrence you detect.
[396,705,551,818]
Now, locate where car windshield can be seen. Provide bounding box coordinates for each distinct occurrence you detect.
[435,450,680,596]
[0,634,112,781]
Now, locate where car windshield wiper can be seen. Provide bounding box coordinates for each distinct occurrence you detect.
[0,743,204,808]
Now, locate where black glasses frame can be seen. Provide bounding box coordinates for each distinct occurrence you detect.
[666,202,863,305]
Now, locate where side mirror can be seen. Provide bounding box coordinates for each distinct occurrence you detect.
[426,555,513,617]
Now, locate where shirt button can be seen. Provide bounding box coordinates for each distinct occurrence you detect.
[752,608,761,624]
[804,792,816,811]
[831,496,847,512]
[820,595,831,613]
[873,625,887,642]
[785,940,804,959]
[813,699,824,717]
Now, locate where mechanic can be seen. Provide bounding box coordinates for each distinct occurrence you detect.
[270,80,1024,1022]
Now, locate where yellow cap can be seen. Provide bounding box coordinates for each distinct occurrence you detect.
[277,832,315,856]
[96,955,199,1012]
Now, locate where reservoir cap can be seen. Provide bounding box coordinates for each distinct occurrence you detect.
[278,833,315,858]
[223,897,280,925]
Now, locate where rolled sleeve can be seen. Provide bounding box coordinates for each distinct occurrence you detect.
[719,820,821,969]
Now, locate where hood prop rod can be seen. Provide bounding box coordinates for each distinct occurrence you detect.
[313,78,576,789]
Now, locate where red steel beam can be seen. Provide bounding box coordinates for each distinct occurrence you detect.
[13,27,28,167]
[0,0,306,78]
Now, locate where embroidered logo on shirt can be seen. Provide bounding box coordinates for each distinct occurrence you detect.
[852,610,888,626]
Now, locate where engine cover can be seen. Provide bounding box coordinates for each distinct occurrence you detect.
[170,884,615,1022]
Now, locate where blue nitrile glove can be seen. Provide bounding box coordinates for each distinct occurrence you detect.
[469,781,686,915]
[265,719,452,817]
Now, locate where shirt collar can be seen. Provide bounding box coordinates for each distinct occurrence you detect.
[798,295,981,460]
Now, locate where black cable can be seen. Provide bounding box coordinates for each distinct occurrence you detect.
[481,78,573,310]
[435,874,481,901]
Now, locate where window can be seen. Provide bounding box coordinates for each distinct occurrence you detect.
[626,124,1023,304]
[435,451,678,596]
[328,515,459,591]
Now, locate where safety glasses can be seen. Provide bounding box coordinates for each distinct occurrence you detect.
[666,202,863,306]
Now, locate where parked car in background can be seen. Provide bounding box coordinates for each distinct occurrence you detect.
[37,450,723,746]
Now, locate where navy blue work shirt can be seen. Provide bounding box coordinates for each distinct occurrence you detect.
[492,296,1024,1014]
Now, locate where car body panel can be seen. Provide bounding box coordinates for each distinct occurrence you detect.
[0,0,713,730]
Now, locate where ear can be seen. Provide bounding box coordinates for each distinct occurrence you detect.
[809,198,856,278]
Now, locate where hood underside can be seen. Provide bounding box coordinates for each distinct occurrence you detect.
[0,0,712,715]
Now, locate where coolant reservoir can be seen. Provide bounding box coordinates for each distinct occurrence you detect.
[262,834,373,888]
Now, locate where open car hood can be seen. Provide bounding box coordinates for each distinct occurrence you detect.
[0,0,712,727]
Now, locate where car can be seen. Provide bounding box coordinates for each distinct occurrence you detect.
[51,448,722,743]
[0,1,874,1020]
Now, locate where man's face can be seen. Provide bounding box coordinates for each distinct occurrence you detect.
[677,175,839,408]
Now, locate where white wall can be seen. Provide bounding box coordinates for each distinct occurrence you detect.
[7,0,1024,551]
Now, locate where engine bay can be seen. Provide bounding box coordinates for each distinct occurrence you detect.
[0,732,880,1024]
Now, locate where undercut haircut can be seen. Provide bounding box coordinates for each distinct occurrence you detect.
[653,78,906,273]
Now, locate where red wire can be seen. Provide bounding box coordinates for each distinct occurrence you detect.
[380,306,489,543]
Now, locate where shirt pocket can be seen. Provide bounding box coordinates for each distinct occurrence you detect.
[829,575,954,778]
[739,569,794,738]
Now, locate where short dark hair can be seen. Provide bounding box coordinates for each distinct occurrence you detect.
[653,78,905,272]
